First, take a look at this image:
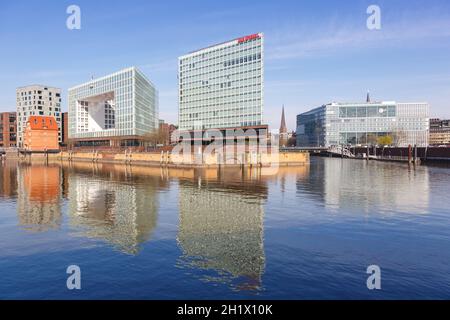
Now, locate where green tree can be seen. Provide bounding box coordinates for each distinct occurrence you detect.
[377,135,393,146]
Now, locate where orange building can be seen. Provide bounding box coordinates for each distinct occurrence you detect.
[23,116,59,152]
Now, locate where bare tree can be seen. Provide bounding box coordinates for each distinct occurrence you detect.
[143,128,167,147]
[392,128,407,147]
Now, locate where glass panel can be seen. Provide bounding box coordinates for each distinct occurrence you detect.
[346,133,357,145]
[367,106,378,117]
[388,106,396,117]
[347,107,357,118]
[357,132,367,145]
[357,107,367,117]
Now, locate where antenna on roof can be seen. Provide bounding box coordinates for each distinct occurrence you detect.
[89,75,94,89]
[366,90,371,103]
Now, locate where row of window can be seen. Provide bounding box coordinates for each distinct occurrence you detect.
[180,39,262,66]
[180,49,262,72]
[180,65,261,82]
[18,89,60,96]
[338,106,396,118]
[182,120,262,130]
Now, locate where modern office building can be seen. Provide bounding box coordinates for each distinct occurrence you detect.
[296,100,430,147]
[16,85,62,147]
[68,67,158,147]
[429,118,450,146]
[178,33,264,132]
[0,112,17,148]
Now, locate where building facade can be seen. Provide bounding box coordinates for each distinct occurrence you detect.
[159,120,177,146]
[23,116,59,152]
[16,85,62,147]
[296,101,430,147]
[0,112,17,148]
[61,112,69,146]
[68,67,158,147]
[429,118,450,146]
[178,33,264,131]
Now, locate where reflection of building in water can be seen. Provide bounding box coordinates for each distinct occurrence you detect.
[0,162,18,198]
[297,158,430,214]
[177,179,266,292]
[66,164,162,254]
[17,164,61,231]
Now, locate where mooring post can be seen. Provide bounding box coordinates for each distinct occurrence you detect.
[414,144,418,164]
[408,144,412,164]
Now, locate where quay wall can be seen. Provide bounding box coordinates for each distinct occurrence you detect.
[35,150,310,167]
[353,147,450,162]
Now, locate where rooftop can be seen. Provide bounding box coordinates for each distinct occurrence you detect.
[179,33,263,59]
[27,116,58,130]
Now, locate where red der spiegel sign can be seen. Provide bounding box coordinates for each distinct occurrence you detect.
[237,34,260,43]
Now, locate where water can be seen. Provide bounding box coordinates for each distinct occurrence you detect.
[0,158,449,299]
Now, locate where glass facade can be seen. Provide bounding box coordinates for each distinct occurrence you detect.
[178,33,264,130]
[297,102,430,147]
[68,67,158,139]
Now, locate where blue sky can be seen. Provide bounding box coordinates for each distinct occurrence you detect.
[0,0,449,130]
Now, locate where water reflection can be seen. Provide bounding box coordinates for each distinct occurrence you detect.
[297,158,430,214]
[63,162,166,254]
[2,158,446,299]
[177,169,267,292]
[17,164,62,232]
[0,161,18,198]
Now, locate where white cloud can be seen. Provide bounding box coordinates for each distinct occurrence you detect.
[266,14,450,61]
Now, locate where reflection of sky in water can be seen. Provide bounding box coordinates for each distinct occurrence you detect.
[1,158,450,299]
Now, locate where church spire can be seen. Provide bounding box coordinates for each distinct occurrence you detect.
[280,105,287,134]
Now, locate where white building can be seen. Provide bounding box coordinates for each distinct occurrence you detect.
[297,101,430,147]
[68,67,158,147]
[178,33,264,131]
[16,85,62,147]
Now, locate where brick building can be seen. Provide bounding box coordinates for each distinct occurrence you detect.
[23,116,59,152]
[0,112,17,148]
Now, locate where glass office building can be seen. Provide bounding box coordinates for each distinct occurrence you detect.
[178,33,264,130]
[296,101,429,147]
[68,67,158,147]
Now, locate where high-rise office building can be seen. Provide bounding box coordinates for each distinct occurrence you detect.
[296,100,430,147]
[16,85,62,147]
[68,67,158,147]
[178,33,264,131]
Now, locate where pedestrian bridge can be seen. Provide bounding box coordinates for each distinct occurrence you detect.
[281,146,356,158]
